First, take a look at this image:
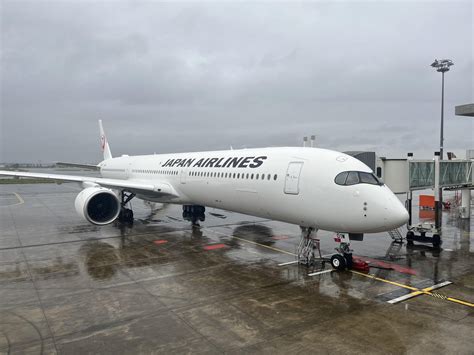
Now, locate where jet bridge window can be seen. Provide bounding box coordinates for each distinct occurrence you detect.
[335,171,382,186]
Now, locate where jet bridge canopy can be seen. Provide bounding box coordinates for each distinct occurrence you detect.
[410,160,473,190]
[378,158,473,193]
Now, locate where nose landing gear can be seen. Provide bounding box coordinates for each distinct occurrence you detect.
[296,229,366,271]
[328,234,353,270]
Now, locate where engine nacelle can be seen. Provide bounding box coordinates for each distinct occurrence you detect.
[74,187,120,225]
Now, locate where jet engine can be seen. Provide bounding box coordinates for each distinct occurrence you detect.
[74,187,120,225]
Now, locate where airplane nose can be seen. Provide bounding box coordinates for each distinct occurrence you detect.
[386,202,409,229]
[382,190,409,229]
[395,205,409,225]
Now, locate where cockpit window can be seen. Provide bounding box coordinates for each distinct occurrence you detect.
[345,171,359,185]
[359,172,380,185]
[334,171,348,185]
[335,171,383,186]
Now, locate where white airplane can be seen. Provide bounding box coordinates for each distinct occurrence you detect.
[0,121,408,269]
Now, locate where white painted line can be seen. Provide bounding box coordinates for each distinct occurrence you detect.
[387,292,420,304]
[278,260,299,266]
[387,280,452,304]
[0,192,24,207]
[308,269,333,277]
[428,280,453,290]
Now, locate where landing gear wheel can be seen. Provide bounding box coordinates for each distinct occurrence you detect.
[432,234,441,248]
[330,254,346,270]
[117,191,135,224]
[344,253,353,269]
[119,208,134,224]
[125,209,134,223]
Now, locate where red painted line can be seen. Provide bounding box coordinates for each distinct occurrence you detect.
[272,235,289,240]
[203,243,228,251]
[354,256,417,275]
[153,240,168,245]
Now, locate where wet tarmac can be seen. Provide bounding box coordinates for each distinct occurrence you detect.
[1,184,473,354]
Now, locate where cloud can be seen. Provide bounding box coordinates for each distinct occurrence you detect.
[1,1,472,162]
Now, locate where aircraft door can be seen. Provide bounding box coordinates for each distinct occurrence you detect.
[180,169,187,184]
[284,162,304,195]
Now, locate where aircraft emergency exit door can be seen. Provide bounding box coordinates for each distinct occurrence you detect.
[284,162,304,194]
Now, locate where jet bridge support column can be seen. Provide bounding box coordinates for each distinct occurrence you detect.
[407,153,413,226]
[434,152,442,230]
[460,189,471,219]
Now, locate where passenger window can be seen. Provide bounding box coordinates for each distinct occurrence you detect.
[267,174,271,180]
[256,174,259,179]
[345,171,359,185]
[273,174,277,181]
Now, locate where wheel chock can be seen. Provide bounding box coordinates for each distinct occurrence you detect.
[351,257,370,272]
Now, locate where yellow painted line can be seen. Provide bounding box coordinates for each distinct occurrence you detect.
[206,228,297,256]
[351,270,474,308]
[207,228,474,308]
[232,235,297,256]
[446,297,474,307]
[351,270,420,292]
[0,192,24,207]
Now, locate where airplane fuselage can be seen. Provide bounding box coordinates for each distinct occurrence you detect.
[99,147,408,233]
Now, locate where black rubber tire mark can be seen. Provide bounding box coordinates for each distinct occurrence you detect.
[0,330,11,355]
[4,311,44,355]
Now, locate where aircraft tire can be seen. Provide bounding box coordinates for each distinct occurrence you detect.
[330,254,346,270]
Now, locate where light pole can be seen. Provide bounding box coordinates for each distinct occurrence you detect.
[430,58,453,229]
[430,59,454,160]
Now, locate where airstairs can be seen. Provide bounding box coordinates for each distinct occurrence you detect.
[296,228,321,266]
[387,228,404,243]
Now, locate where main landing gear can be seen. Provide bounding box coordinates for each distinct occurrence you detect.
[296,228,357,271]
[182,205,205,226]
[118,191,135,224]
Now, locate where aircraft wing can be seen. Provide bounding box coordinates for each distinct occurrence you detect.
[0,170,179,197]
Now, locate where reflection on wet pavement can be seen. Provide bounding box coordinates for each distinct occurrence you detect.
[0,184,473,354]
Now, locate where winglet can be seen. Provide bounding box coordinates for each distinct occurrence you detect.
[99,120,113,161]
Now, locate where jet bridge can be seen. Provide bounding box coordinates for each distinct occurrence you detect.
[378,155,473,246]
[377,158,473,192]
[409,160,473,190]
[348,151,473,247]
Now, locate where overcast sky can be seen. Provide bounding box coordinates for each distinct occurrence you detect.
[1,0,473,163]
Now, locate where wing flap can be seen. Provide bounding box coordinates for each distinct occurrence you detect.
[55,162,100,171]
